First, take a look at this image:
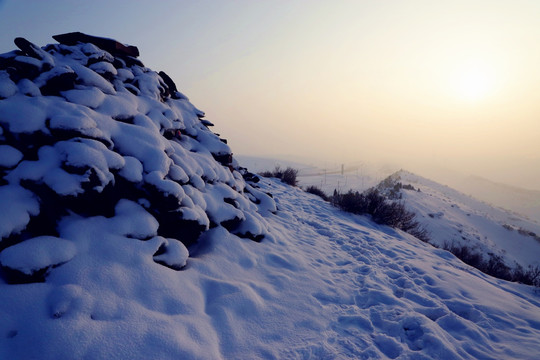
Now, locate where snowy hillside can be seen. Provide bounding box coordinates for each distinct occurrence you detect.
[1,35,540,359]
[241,154,540,276]
[383,171,540,272]
[3,178,540,359]
[453,175,540,223]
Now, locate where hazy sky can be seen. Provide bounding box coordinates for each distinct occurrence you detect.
[1,0,539,189]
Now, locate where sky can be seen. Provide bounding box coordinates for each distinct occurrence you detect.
[1,0,539,190]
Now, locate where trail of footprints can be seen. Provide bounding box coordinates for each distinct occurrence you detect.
[306,226,498,358]
[283,196,519,358]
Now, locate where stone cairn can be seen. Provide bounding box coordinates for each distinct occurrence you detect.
[0,32,275,284]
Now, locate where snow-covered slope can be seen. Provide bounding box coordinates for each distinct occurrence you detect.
[1,36,540,359]
[2,178,540,359]
[453,175,540,223]
[243,154,540,273]
[384,171,540,272]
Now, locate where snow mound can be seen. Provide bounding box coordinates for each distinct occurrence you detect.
[0,33,273,285]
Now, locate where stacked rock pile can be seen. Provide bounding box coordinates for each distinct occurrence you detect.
[0,32,275,284]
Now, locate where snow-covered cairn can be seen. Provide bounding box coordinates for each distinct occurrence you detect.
[0,33,275,284]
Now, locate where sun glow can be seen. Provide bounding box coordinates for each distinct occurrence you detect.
[453,61,496,102]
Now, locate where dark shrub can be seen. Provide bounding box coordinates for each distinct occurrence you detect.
[443,243,483,269]
[305,185,328,201]
[330,188,430,242]
[281,167,298,186]
[441,243,540,286]
[260,166,298,186]
[513,265,540,287]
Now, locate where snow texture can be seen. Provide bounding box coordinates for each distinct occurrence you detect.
[0,236,76,275]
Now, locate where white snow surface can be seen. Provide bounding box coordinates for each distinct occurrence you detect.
[0,185,39,239]
[394,171,540,270]
[0,236,76,275]
[0,178,540,359]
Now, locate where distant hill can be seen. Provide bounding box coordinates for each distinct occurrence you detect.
[386,171,540,271]
[452,175,540,223]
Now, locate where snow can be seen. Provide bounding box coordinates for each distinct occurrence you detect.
[2,178,539,358]
[88,61,117,77]
[118,155,143,182]
[0,95,48,133]
[67,61,116,95]
[16,78,40,97]
[0,236,76,275]
[0,145,23,168]
[0,72,18,98]
[0,185,40,239]
[152,237,189,270]
[61,87,106,109]
[395,171,540,270]
[240,156,540,272]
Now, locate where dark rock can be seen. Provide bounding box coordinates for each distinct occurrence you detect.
[14,37,51,62]
[241,170,260,183]
[235,231,264,242]
[221,216,242,232]
[0,172,7,186]
[57,45,74,56]
[39,69,77,96]
[2,131,54,160]
[122,56,144,67]
[223,197,238,207]
[152,239,188,270]
[0,265,48,284]
[3,56,41,80]
[124,83,140,95]
[7,181,64,247]
[43,44,59,53]
[212,152,233,167]
[52,32,139,57]
[157,80,170,101]
[89,61,116,81]
[112,115,135,125]
[113,57,126,69]
[87,54,113,67]
[143,184,182,213]
[47,127,113,149]
[158,71,178,93]
[153,211,206,246]
[195,109,205,118]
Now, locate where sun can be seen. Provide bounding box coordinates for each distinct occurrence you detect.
[458,71,491,101]
[452,61,496,102]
